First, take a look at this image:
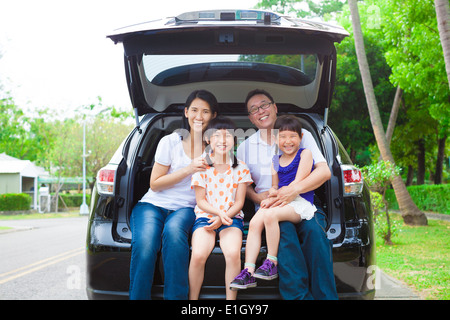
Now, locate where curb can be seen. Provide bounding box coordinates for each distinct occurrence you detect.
[0,225,34,234]
[375,270,422,300]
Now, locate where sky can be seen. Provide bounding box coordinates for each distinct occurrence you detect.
[0,0,260,116]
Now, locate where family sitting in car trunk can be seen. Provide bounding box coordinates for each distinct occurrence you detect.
[128,88,337,300]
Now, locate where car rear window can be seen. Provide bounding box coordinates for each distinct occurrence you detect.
[143,54,318,87]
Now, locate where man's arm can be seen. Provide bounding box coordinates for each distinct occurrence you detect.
[245,184,268,205]
[272,162,331,207]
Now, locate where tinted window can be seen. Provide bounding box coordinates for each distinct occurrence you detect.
[143,54,317,86]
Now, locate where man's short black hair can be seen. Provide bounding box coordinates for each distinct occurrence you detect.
[244,89,275,109]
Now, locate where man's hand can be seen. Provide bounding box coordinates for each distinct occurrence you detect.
[260,196,277,208]
[271,185,298,207]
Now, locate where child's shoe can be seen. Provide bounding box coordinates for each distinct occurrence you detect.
[230,268,257,290]
[254,259,278,280]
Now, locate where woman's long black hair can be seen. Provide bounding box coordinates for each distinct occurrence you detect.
[181,89,219,132]
[204,116,239,168]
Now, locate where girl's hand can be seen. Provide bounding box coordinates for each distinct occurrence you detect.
[219,212,233,226]
[205,216,222,230]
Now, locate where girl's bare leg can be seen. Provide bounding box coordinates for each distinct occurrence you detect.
[219,227,243,300]
[243,209,266,274]
[263,206,301,260]
[188,227,216,299]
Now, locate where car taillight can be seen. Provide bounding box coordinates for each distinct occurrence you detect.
[97,166,116,196]
[342,164,363,196]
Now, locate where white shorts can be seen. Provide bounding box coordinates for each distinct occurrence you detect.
[287,196,316,221]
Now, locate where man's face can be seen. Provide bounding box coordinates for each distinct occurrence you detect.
[247,94,278,130]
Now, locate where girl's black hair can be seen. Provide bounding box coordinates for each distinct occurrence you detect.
[274,115,303,136]
[204,116,239,168]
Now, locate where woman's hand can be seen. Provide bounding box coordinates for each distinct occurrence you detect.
[188,156,207,174]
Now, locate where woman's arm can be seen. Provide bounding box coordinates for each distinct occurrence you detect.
[150,156,206,192]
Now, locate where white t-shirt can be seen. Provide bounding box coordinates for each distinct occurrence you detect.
[191,161,253,219]
[140,132,203,210]
[236,128,326,194]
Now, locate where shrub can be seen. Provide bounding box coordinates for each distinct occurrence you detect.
[57,193,91,207]
[0,193,32,211]
[386,184,450,215]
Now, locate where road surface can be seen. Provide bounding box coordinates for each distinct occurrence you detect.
[0,216,88,300]
[0,215,420,300]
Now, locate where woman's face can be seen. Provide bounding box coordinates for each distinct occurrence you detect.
[185,98,216,133]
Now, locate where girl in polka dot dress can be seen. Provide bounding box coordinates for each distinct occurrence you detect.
[189,117,253,300]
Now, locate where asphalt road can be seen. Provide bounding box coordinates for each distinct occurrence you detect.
[0,216,88,300]
[0,215,421,300]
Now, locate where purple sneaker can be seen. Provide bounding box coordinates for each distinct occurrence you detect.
[254,259,278,280]
[230,268,257,291]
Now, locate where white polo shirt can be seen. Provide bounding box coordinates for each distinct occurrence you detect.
[140,132,202,210]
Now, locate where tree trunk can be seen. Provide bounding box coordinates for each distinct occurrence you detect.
[348,0,427,226]
[417,139,425,185]
[435,0,450,89]
[434,136,446,184]
[406,165,414,186]
[385,86,403,146]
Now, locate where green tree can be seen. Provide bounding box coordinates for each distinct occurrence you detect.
[331,9,395,164]
[256,0,345,19]
[434,0,450,89]
[348,0,428,226]
[380,0,449,184]
[361,161,401,245]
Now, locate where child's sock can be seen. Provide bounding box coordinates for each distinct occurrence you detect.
[267,254,278,265]
[244,262,256,275]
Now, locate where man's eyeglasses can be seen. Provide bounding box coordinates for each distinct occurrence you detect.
[248,102,273,115]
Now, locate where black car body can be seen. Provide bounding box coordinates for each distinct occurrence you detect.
[86,9,375,300]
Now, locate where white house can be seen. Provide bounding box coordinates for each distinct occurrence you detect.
[0,153,49,210]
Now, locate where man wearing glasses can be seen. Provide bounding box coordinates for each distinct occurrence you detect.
[236,89,338,300]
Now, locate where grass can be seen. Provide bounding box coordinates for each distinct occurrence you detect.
[0,209,81,221]
[376,213,450,300]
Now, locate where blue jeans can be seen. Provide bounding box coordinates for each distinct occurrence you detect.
[192,217,244,234]
[129,202,195,300]
[278,208,338,300]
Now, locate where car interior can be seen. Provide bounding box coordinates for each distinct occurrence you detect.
[130,110,329,233]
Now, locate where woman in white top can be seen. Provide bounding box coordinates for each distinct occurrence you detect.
[129,90,218,300]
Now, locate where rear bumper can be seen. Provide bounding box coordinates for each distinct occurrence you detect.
[86,217,375,300]
[86,286,374,300]
[86,244,375,300]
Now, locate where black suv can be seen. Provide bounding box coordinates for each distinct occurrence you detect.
[86,9,375,300]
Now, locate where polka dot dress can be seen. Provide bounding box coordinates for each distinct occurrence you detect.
[191,162,253,219]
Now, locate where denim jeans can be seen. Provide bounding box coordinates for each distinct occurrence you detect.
[129,202,195,300]
[277,208,338,300]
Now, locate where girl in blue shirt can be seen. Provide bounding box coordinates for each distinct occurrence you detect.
[231,115,316,290]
